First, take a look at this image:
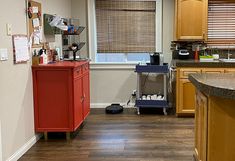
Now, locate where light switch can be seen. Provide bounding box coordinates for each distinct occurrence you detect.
[0,48,8,61]
[6,24,12,36]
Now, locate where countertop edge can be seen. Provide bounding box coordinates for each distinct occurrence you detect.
[172,59,235,68]
[188,74,235,100]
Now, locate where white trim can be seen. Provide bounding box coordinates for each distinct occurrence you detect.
[87,0,97,62]
[156,0,163,52]
[6,134,42,161]
[91,103,135,108]
[90,62,137,70]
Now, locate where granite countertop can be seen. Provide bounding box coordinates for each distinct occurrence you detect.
[171,59,235,68]
[189,73,235,100]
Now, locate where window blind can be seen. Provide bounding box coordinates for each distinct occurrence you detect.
[208,0,235,46]
[96,0,156,53]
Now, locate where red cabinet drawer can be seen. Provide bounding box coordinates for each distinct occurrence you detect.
[82,63,89,74]
[73,66,82,78]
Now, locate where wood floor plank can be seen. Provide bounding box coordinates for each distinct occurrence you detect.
[19,109,194,161]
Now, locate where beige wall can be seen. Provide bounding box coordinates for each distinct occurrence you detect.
[89,0,175,106]
[90,68,137,106]
[71,0,89,59]
[0,121,2,161]
[0,0,71,160]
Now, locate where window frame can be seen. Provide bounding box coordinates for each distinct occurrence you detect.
[88,0,163,64]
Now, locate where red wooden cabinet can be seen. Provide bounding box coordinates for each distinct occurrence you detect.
[32,61,90,132]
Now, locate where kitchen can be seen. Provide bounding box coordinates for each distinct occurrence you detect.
[0,0,235,161]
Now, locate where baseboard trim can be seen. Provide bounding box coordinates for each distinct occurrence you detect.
[6,134,42,161]
[91,103,135,108]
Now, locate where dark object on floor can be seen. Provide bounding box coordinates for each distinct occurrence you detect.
[105,103,123,114]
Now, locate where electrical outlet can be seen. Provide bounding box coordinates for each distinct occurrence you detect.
[6,23,12,36]
[132,90,136,96]
[0,48,8,61]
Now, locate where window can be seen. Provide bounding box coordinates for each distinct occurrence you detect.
[95,0,162,63]
[208,0,235,47]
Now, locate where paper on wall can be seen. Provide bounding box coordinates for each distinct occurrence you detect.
[49,15,68,31]
[32,18,40,28]
[32,6,38,13]
[32,27,43,45]
[13,35,29,62]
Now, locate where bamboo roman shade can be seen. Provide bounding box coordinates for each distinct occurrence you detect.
[208,0,235,46]
[96,0,156,53]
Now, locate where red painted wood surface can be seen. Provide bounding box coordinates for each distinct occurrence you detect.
[32,61,90,132]
[73,77,83,130]
[83,73,90,120]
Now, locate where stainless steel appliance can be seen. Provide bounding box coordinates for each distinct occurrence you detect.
[178,49,189,59]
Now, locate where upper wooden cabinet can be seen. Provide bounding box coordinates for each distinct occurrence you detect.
[174,0,208,41]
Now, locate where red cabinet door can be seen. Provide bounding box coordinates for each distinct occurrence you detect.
[33,70,73,131]
[82,73,90,119]
[73,77,83,130]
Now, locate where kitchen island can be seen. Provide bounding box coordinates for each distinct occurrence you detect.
[189,73,235,161]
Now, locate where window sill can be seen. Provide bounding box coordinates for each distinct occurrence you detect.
[90,62,138,70]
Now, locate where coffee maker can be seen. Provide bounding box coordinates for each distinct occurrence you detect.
[150,52,161,65]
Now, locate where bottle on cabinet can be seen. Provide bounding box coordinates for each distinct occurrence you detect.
[40,49,48,64]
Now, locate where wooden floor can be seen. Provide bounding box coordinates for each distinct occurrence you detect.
[19,108,194,161]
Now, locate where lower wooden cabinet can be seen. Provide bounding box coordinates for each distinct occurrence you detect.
[176,67,233,116]
[177,79,196,114]
[194,89,235,161]
[194,90,207,161]
[224,68,235,73]
[32,61,90,132]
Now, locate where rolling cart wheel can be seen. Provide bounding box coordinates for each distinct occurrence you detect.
[163,108,167,115]
[137,107,140,115]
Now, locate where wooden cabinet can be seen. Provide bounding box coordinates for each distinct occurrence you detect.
[32,61,90,133]
[202,68,224,73]
[194,90,207,161]
[174,0,208,40]
[176,67,226,116]
[177,79,196,114]
[224,68,235,73]
[176,68,201,116]
[193,89,235,161]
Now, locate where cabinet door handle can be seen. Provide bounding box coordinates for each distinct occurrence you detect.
[80,96,84,103]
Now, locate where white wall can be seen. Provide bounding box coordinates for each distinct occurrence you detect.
[163,0,174,64]
[90,67,137,107]
[0,121,2,161]
[88,0,175,106]
[71,0,89,58]
[0,0,71,160]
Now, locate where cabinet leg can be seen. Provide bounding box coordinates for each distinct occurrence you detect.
[44,132,48,141]
[163,108,167,115]
[66,132,70,140]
